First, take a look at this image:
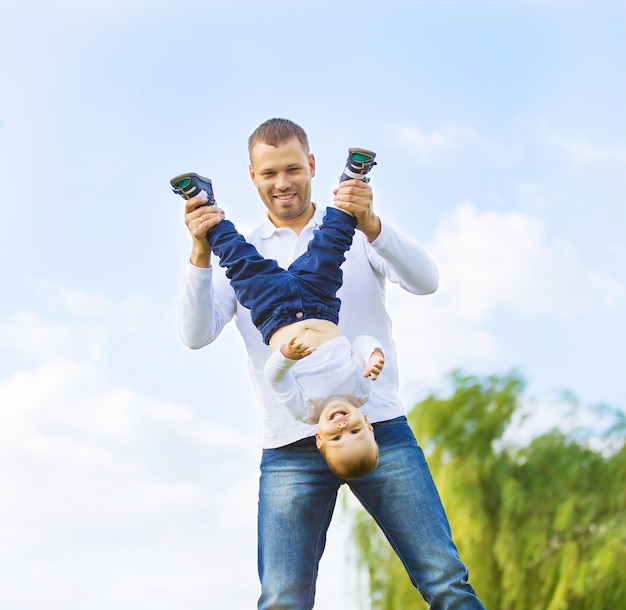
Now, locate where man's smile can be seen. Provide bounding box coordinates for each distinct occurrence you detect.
[274,193,297,201]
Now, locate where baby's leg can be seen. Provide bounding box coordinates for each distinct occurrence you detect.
[288,207,357,301]
[208,221,290,329]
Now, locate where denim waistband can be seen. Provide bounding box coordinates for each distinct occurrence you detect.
[258,303,339,344]
[265,416,409,452]
[372,415,407,428]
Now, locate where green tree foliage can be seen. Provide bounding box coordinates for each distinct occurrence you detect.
[347,371,626,610]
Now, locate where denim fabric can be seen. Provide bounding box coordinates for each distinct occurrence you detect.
[257,417,485,610]
[208,207,357,344]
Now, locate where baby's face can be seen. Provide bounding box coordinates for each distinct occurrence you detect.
[315,400,377,468]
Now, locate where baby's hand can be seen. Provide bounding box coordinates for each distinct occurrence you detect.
[363,349,385,380]
[281,337,316,360]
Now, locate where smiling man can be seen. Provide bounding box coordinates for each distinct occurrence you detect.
[176,118,486,610]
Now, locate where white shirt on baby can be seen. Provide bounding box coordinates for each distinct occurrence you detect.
[263,335,382,424]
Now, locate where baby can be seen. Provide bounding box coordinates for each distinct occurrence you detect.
[172,149,383,479]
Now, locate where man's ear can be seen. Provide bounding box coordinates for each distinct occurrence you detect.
[315,433,323,449]
[248,164,256,184]
[309,153,316,178]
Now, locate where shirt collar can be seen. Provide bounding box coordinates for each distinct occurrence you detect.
[258,204,324,239]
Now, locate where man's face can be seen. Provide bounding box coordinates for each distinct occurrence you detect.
[248,137,316,226]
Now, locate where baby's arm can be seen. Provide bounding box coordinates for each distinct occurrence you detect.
[352,335,385,380]
[364,349,385,380]
[264,347,309,421]
[280,337,316,360]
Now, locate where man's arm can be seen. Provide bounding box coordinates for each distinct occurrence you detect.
[177,264,236,348]
[176,193,234,349]
[333,179,381,242]
[183,192,226,268]
[334,180,439,295]
[366,221,439,294]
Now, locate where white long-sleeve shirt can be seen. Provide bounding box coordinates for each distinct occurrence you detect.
[177,206,439,449]
[263,335,383,425]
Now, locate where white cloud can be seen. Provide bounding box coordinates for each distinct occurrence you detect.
[0,358,261,609]
[498,392,624,455]
[547,134,626,165]
[395,118,626,170]
[57,287,109,317]
[387,202,625,387]
[430,202,623,320]
[41,282,159,325]
[0,358,254,455]
[0,312,105,362]
[393,123,499,162]
[0,286,166,364]
[0,348,357,610]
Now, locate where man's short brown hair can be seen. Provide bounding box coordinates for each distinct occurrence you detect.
[248,118,310,159]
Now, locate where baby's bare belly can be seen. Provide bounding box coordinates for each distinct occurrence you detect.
[269,319,341,352]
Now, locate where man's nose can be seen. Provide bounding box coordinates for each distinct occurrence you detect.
[336,420,348,429]
[275,173,291,190]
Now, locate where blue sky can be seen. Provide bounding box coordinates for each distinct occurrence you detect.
[1,0,624,608]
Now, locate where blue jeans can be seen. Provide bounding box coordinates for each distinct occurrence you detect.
[258,417,485,610]
[209,207,357,344]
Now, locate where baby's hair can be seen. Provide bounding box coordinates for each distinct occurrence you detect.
[325,445,379,481]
